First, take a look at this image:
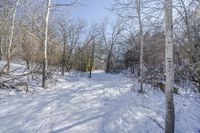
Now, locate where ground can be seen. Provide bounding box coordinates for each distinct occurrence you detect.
[0,67,200,133]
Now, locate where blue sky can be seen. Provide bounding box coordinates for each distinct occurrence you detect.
[72,0,114,25]
[54,0,115,32]
[56,0,113,25]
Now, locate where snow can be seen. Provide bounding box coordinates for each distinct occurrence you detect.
[0,64,200,133]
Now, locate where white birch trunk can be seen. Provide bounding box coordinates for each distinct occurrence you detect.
[6,0,20,73]
[136,0,144,92]
[42,0,51,88]
[165,0,175,132]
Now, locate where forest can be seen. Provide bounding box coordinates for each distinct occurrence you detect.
[0,0,200,133]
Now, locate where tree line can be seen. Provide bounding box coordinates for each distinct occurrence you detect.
[0,0,200,132]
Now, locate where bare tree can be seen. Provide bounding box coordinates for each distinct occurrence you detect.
[136,0,144,92]
[42,0,78,87]
[111,0,163,92]
[42,0,51,89]
[101,21,124,73]
[7,0,20,73]
[66,20,85,72]
[88,40,95,78]
[59,21,68,76]
[0,0,10,61]
[164,0,175,132]
[86,25,100,78]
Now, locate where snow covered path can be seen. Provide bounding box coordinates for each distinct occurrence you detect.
[0,72,131,133]
[0,71,200,133]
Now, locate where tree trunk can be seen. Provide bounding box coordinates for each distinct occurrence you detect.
[6,0,20,73]
[165,0,175,132]
[106,52,111,73]
[0,38,3,61]
[136,0,144,92]
[25,59,30,70]
[42,0,51,89]
[61,42,66,76]
[89,41,95,78]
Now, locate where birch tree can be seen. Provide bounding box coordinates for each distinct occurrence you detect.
[42,0,51,88]
[7,0,20,73]
[111,0,163,92]
[164,0,175,132]
[136,0,144,92]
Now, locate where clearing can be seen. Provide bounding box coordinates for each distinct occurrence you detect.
[0,69,200,133]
